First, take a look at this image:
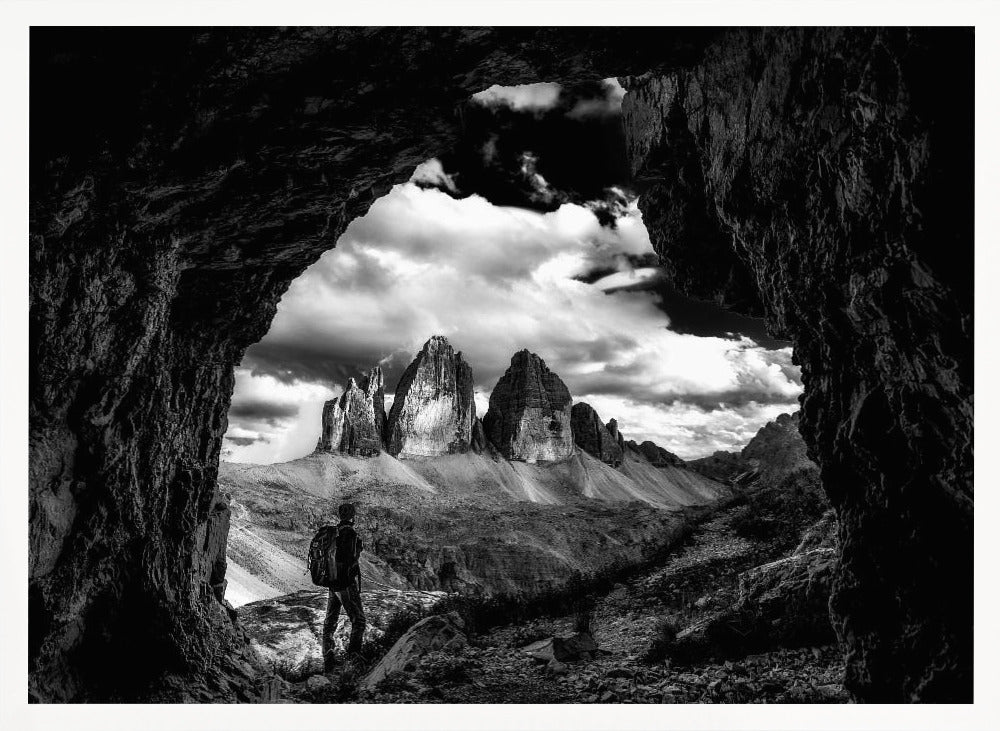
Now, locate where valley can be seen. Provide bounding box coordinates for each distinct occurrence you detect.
[219,336,834,702]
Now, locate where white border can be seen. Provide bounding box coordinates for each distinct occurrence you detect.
[2,1,997,729]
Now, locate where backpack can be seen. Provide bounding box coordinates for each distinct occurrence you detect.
[307,525,340,587]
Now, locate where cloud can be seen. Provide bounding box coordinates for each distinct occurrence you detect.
[228,180,801,464]
[472,82,562,111]
[410,158,458,193]
[576,395,797,460]
[227,400,300,425]
[223,370,336,463]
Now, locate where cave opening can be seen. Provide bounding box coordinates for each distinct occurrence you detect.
[27,27,973,706]
[222,80,799,470]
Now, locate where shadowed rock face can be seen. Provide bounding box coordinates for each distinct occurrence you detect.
[627,440,686,468]
[483,350,575,463]
[571,402,623,466]
[316,366,386,457]
[385,336,476,458]
[29,27,971,701]
[606,419,626,452]
[623,28,972,701]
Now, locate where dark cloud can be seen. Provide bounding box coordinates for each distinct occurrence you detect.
[227,400,300,424]
[224,435,269,447]
[587,265,790,350]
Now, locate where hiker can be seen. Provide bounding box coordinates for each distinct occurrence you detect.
[308,502,366,672]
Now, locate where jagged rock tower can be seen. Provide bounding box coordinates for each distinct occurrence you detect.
[483,350,575,463]
[316,366,386,457]
[571,402,623,466]
[385,336,477,458]
[606,418,626,452]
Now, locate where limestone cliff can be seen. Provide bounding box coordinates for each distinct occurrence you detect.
[385,336,476,458]
[571,402,623,466]
[483,350,575,463]
[316,366,386,457]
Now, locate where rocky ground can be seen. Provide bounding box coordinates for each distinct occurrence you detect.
[275,501,848,704]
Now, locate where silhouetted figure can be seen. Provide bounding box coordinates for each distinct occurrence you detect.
[318,503,366,671]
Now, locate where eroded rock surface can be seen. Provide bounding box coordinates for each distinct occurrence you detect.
[621,29,972,700]
[483,350,575,463]
[386,336,476,458]
[571,402,623,466]
[316,366,386,457]
[674,546,838,660]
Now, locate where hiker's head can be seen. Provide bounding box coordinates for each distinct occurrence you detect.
[338,503,356,523]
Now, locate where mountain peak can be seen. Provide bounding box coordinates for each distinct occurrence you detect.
[385,338,476,458]
[483,349,574,463]
[572,402,623,466]
[316,365,386,457]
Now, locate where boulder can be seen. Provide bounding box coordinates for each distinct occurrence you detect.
[522,631,598,663]
[385,336,477,458]
[316,366,386,457]
[795,510,839,554]
[735,547,837,642]
[305,674,332,691]
[362,612,467,690]
[571,402,623,466]
[482,350,574,463]
[672,546,837,660]
[237,587,444,678]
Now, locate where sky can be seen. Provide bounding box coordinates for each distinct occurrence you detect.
[221,80,802,464]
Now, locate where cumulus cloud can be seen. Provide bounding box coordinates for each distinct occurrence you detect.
[226,180,800,463]
[472,82,562,111]
[577,395,797,461]
[223,370,337,463]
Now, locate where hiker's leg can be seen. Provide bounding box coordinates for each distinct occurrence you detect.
[322,588,343,671]
[340,584,367,657]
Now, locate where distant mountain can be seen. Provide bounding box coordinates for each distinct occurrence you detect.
[483,349,575,462]
[221,336,750,607]
[315,366,386,457]
[385,336,477,458]
[688,412,812,485]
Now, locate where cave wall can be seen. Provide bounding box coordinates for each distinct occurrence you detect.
[622,28,973,701]
[29,27,971,702]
